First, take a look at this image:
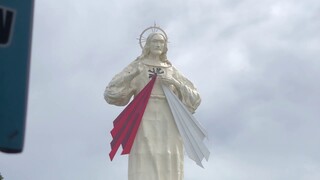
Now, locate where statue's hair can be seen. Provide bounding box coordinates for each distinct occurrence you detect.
[137,33,171,65]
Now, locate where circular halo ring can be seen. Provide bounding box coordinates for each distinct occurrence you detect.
[139,25,168,49]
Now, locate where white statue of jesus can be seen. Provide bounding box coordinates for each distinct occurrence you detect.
[104,25,209,180]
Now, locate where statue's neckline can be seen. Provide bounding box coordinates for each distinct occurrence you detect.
[141,59,172,68]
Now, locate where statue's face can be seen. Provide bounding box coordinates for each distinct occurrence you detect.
[149,34,165,56]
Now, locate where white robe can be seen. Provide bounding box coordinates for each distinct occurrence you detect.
[105,60,201,180]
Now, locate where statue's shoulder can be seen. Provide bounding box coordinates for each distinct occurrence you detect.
[170,65,182,74]
[123,58,142,69]
[171,65,196,87]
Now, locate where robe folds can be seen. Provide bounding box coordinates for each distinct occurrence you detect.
[105,60,209,180]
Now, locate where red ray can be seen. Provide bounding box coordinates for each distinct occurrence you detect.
[109,75,157,161]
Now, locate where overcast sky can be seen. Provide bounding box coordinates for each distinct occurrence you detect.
[1,0,320,179]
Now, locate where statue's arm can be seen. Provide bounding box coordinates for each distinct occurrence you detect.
[171,66,201,113]
[104,62,140,106]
